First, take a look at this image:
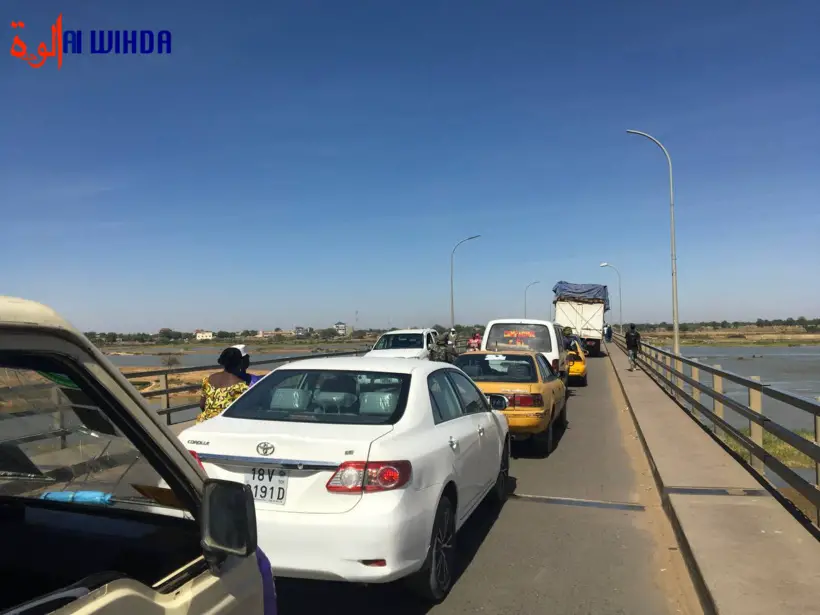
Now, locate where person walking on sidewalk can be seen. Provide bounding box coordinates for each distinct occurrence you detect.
[625,324,641,371]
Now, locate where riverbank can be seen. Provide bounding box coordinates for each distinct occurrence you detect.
[100,339,374,357]
[643,333,820,347]
[122,365,270,399]
[717,428,816,469]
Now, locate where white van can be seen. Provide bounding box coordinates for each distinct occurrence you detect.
[481,319,568,384]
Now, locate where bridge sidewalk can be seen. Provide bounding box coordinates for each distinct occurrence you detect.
[606,343,820,615]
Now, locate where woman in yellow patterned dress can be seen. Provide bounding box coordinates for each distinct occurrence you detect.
[197,347,249,423]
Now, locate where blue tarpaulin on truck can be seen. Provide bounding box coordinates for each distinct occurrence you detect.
[552,281,610,311]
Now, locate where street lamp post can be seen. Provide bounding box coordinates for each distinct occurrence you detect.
[524,281,540,318]
[626,130,680,356]
[599,262,622,333]
[450,235,481,329]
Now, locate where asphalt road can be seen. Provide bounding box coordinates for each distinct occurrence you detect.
[274,354,703,615]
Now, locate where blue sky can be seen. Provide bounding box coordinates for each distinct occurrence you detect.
[2,1,818,332]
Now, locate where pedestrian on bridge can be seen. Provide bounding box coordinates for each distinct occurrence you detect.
[625,324,641,371]
[197,346,250,423]
[233,344,263,386]
[431,328,459,363]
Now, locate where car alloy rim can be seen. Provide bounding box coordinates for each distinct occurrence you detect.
[433,506,454,590]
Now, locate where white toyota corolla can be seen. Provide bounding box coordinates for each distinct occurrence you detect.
[179,357,510,602]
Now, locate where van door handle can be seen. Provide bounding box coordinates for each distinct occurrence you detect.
[477,426,485,436]
[449,436,459,451]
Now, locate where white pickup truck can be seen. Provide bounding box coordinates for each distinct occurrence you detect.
[364,328,439,359]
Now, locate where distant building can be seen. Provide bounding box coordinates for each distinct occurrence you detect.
[255,330,279,338]
[334,321,347,336]
[294,326,308,338]
[195,330,214,341]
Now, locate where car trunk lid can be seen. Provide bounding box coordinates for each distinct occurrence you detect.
[181,418,394,514]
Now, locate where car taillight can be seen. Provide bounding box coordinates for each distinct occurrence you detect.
[188,450,204,470]
[507,394,544,408]
[551,359,559,373]
[326,461,412,493]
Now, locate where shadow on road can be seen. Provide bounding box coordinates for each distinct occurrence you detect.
[510,415,569,460]
[274,497,505,614]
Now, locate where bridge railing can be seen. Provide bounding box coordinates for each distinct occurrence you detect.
[126,347,371,426]
[4,335,469,448]
[611,332,820,524]
[1,347,371,452]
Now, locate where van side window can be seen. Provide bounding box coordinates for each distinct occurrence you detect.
[553,325,564,351]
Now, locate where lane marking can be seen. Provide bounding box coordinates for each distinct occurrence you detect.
[665,486,769,497]
[510,492,646,512]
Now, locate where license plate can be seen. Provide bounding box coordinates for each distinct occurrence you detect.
[246,467,289,505]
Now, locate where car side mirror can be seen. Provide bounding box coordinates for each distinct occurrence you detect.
[486,394,508,411]
[200,479,257,570]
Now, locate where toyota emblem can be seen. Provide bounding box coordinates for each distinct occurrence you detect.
[256,442,275,456]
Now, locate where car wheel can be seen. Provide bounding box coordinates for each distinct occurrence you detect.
[580,374,588,387]
[490,437,510,505]
[558,398,569,429]
[532,419,555,456]
[407,495,457,603]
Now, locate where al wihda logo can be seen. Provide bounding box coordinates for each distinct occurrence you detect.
[9,14,172,69]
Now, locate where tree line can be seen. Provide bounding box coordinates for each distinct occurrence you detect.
[82,317,818,346]
[629,317,819,333]
[83,327,386,345]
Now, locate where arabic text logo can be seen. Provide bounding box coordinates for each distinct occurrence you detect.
[9,13,172,70]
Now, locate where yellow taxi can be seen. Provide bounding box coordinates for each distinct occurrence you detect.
[567,339,588,386]
[453,350,567,455]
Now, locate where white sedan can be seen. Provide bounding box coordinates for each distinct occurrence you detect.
[178,356,510,602]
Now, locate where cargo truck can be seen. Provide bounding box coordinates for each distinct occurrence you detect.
[552,281,610,357]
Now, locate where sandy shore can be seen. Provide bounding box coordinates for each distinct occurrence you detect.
[122,365,272,399]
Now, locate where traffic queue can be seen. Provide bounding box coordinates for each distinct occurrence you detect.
[0,296,609,614]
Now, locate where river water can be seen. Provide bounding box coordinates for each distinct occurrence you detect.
[654,345,820,433]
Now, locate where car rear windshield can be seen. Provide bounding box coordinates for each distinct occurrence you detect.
[222,369,411,424]
[484,323,553,353]
[454,354,539,383]
[373,333,423,350]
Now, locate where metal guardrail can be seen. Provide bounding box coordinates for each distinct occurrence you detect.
[612,332,820,523]
[1,338,468,478]
[125,348,371,425]
[0,348,370,449]
[0,347,374,496]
